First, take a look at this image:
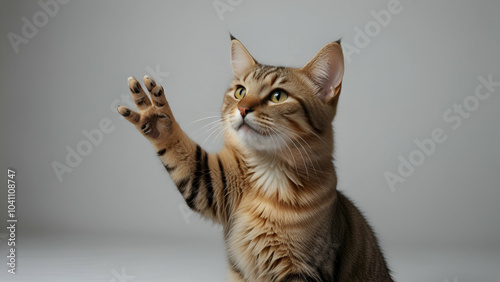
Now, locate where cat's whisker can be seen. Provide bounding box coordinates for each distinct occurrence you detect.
[199,122,223,137]
[279,127,322,176]
[295,139,321,177]
[191,119,223,137]
[194,109,221,115]
[190,123,223,144]
[272,126,310,178]
[290,139,310,178]
[265,127,281,159]
[290,137,317,177]
[267,126,299,176]
[202,125,223,148]
[258,120,315,175]
[272,122,322,176]
[305,127,328,145]
[256,121,280,145]
[190,115,221,124]
[212,124,227,148]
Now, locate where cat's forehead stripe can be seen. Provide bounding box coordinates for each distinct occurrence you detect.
[278,78,288,85]
[242,71,252,82]
[268,73,279,86]
[252,66,278,80]
[243,66,290,89]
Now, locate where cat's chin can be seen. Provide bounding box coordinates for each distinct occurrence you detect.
[238,123,257,134]
[236,126,283,152]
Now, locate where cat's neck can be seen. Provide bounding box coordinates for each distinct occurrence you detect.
[243,148,336,203]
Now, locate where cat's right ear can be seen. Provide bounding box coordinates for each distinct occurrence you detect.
[230,37,257,78]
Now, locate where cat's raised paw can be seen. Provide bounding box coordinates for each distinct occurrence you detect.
[117,76,174,142]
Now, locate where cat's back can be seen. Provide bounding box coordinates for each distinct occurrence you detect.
[332,191,394,281]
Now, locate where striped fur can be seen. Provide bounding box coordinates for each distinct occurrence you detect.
[118,39,393,281]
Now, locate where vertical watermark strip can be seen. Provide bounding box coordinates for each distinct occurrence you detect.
[6,169,17,274]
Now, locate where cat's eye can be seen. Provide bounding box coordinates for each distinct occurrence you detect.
[234,86,246,100]
[270,90,288,103]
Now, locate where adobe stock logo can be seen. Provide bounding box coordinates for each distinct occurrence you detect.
[212,0,244,21]
[51,119,115,183]
[51,65,170,183]
[342,0,407,64]
[7,0,71,54]
[384,74,499,192]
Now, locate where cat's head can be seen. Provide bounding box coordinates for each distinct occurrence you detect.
[222,37,344,157]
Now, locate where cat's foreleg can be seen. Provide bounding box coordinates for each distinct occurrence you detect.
[118,76,232,223]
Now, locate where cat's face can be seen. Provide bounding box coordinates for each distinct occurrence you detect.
[222,39,344,154]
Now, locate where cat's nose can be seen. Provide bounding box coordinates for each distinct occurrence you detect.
[238,106,253,118]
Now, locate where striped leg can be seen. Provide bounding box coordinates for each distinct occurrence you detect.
[159,142,233,221]
[118,76,237,222]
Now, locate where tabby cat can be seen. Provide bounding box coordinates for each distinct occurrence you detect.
[117,37,393,281]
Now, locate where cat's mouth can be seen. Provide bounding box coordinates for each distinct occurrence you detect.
[234,118,283,151]
[237,120,261,135]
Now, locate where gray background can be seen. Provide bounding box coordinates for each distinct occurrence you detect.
[1,0,499,281]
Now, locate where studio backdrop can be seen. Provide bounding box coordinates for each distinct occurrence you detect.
[1,0,499,281]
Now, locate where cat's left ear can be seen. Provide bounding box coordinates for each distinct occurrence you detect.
[301,41,344,103]
[230,37,257,78]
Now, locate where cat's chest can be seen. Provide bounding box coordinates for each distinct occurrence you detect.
[246,155,301,200]
[226,193,307,280]
[226,156,312,278]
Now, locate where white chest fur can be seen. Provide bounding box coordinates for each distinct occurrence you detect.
[246,153,302,199]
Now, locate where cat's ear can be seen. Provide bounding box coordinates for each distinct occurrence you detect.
[230,37,257,78]
[301,41,344,103]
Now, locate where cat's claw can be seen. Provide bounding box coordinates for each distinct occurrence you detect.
[143,75,156,91]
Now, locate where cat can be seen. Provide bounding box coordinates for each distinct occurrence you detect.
[117,36,394,282]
